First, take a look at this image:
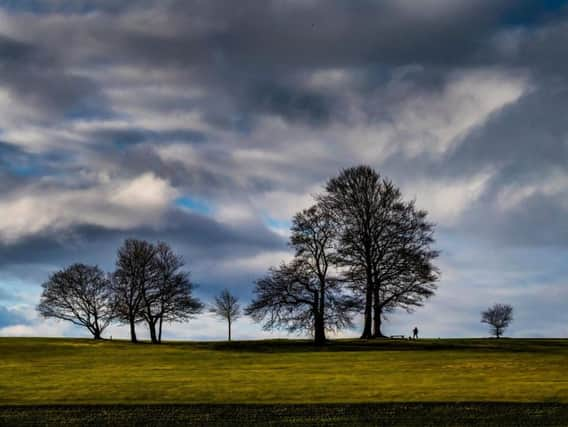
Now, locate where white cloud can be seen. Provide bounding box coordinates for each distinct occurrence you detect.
[497,170,568,211]
[388,69,528,157]
[0,173,177,241]
[404,171,494,224]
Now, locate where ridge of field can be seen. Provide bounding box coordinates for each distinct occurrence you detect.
[1,338,567,405]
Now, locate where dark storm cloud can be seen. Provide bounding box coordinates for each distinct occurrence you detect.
[0,34,103,118]
[0,209,286,278]
[0,0,526,127]
[89,128,208,148]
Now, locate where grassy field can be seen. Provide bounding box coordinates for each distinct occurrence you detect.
[1,337,568,405]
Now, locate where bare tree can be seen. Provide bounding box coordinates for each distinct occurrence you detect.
[289,204,348,344]
[37,264,113,339]
[113,239,203,344]
[319,165,439,338]
[152,242,203,343]
[481,303,513,338]
[370,200,439,337]
[210,289,241,341]
[112,239,157,343]
[247,259,355,344]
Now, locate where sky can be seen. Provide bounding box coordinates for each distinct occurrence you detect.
[1,0,568,340]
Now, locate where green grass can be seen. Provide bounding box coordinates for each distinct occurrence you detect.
[1,337,568,405]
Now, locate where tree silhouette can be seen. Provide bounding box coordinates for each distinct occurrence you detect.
[113,239,202,344]
[319,165,439,338]
[152,242,203,343]
[481,303,513,338]
[37,264,114,339]
[210,289,241,341]
[112,239,156,343]
[247,260,356,345]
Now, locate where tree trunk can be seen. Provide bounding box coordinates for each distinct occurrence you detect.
[228,318,232,342]
[93,328,101,340]
[314,312,326,345]
[360,267,374,339]
[148,319,159,344]
[158,316,163,343]
[129,318,138,343]
[372,285,385,338]
[372,309,385,338]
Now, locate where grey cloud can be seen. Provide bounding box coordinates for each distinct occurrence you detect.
[0,34,103,120]
[2,1,568,338]
[0,305,28,327]
[0,209,286,278]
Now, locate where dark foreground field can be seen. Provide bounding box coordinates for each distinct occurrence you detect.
[2,338,568,425]
[2,403,568,426]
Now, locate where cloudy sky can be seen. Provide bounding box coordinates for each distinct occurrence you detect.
[1,0,568,340]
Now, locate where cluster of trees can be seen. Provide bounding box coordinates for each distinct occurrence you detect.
[38,166,444,344]
[38,239,242,343]
[247,166,440,344]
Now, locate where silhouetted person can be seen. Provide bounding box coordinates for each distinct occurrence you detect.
[412,326,419,340]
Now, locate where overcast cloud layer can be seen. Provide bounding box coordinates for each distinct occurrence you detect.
[2,0,568,340]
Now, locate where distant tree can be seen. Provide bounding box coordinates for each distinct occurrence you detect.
[318,165,439,338]
[481,303,513,338]
[210,289,241,341]
[37,264,114,339]
[112,239,157,343]
[152,242,203,343]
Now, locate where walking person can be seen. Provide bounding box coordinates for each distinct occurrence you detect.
[412,326,419,340]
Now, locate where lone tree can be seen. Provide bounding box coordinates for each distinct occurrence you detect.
[210,289,241,341]
[481,303,513,338]
[247,204,356,345]
[319,165,439,338]
[37,264,114,339]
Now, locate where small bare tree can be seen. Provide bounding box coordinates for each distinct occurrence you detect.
[481,303,513,338]
[37,264,114,339]
[210,289,241,341]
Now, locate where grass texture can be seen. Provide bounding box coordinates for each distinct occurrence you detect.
[1,337,567,405]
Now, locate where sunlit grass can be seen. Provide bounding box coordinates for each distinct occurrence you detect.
[1,338,567,405]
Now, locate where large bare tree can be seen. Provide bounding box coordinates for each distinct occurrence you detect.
[37,264,114,339]
[319,165,439,338]
[370,200,439,337]
[481,303,513,338]
[247,204,356,345]
[210,289,241,341]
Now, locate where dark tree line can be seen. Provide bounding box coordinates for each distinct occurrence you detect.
[247,165,440,343]
[38,239,203,343]
[37,165,441,345]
